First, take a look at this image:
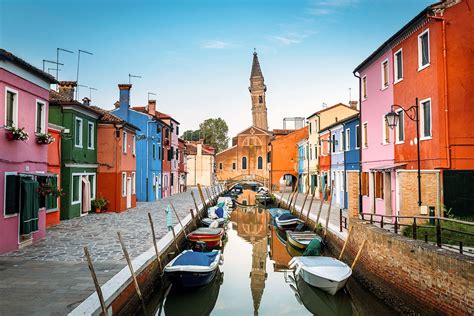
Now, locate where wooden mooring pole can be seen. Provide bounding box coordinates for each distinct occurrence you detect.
[197,184,207,209]
[83,247,108,316]
[117,232,148,316]
[170,202,187,236]
[305,193,315,225]
[147,213,162,272]
[338,226,354,260]
[190,191,201,219]
[351,239,367,270]
[171,228,180,252]
[299,191,309,217]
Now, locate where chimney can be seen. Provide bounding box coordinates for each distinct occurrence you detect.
[197,143,202,156]
[118,84,132,110]
[114,101,120,108]
[349,100,359,110]
[147,99,156,116]
[82,97,91,106]
[58,81,77,100]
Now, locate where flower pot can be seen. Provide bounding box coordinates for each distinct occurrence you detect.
[6,132,14,140]
[95,208,101,213]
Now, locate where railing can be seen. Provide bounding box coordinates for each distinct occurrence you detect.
[360,212,474,255]
[339,209,348,232]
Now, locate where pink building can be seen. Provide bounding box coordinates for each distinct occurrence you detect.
[0,49,56,254]
[354,50,398,216]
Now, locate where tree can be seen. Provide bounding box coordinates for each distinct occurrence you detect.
[182,130,201,141]
[199,118,229,153]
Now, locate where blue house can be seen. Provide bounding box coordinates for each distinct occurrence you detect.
[342,114,360,209]
[111,84,167,201]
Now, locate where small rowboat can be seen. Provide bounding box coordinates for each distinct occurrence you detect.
[269,208,291,226]
[275,213,304,231]
[164,250,221,287]
[289,256,352,295]
[201,217,225,227]
[187,228,225,249]
[287,231,322,251]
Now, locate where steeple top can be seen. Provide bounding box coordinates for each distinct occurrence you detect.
[250,50,263,79]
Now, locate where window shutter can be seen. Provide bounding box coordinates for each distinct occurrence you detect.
[5,175,20,215]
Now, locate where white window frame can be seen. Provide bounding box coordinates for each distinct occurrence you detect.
[393,48,403,84]
[418,29,430,71]
[362,75,367,100]
[71,172,96,206]
[339,131,344,153]
[381,59,389,90]
[345,129,350,151]
[355,124,360,149]
[46,174,59,212]
[71,174,81,205]
[132,135,136,156]
[362,122,368,148]
[122,172,127,197]
[74,117,83,148]
[3,171,18,218]
[87,122,94,149]
[35,99,47,134]
[131,172,136,194]
[122,131,127,154]
[5,87,19,128]
[382,115,390,145]
[420,97,432,140]
[395,109,405,144]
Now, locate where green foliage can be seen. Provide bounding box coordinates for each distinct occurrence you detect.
[402,220,474,246]
[182,130,201,141]
[182,118,229,153]
[91,197,108,211]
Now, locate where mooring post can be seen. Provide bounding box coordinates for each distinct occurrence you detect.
[299,192,309,217]
[117,232,148,316]
[339,209,343,232]
[190,191,201,219]
[315,188,326,227]
[171,227,180,252]
[170,202,187,236]
[338,226,354,260]
[351,239,367,270]
[436,218,442,247]
[84,246,108,316]
[324,185,333,237]
[292,191,299,213]
[305,193,315,225]
[147,213,162,272]
[412,218,417,240]
[197,184,207,209]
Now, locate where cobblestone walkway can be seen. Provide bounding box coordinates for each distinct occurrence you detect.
[0,188,205,315]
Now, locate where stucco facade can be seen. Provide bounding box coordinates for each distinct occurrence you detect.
[186,141,215,186]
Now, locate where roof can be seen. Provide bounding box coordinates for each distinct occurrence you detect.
[319,113,360,132]
[272,129,293,136]
[250,51,263,78]
[0,48,57,84]
[49,90,103,117]
[131,106,177,125]
[307,103,357,119]
[89,106,140,131]
[185,141,215,155]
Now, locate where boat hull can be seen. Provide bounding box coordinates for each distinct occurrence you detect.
[299,268,349,295]
[167,269,218,287]
[286,232,322,251]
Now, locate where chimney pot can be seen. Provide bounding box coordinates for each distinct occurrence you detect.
[147,99,156,116]
[118,84,132,111]
[349,100,359,110]
[82,97,91,106]
[58,81,77,100]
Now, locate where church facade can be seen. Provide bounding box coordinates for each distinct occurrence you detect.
[216,51,272,183]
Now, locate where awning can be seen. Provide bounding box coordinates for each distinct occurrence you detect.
[18,172,58,177]
[369,163,406,172]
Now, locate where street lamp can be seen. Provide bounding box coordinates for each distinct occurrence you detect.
[386,97,422,207]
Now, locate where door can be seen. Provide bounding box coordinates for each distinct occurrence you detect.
[126,177,132,208]
[155,176,160,200]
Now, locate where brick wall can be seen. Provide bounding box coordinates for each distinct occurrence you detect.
[347,171,360,218]
[337,220,473,315]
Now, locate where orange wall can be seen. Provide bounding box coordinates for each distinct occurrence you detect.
[270,127,308,189]
[46,128,62,227]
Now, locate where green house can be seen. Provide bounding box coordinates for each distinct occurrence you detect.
[49,82,101,220]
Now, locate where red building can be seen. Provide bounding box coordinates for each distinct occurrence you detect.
[46,124,64,226]
[318,130,331,201]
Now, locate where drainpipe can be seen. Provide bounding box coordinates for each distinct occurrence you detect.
[430,14,451,170]
[342,121,347,209]
[316,113,321,194]
[146,120,155,201]
[353,71,363,214]
[114,124,120,212]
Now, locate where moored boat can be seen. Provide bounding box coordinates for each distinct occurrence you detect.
[275,213,304,231]
[269,208,291,226]
[201,217,226,227]
[164,250,222,287]
[286,231,322,251]
[289,256,352,295]
[187,227,225,249]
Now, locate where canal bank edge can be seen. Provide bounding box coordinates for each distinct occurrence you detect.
[274,194,473,315]
[69,192,217,316]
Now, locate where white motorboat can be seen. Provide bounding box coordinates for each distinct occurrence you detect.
[289,256,352,295]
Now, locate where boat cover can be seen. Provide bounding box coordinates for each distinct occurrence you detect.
[173,251,220,267]
[190,228,223,236]
[291,257,352,282]
[277,213,297,221]
[269,208,290,219]
[303,238,322,256]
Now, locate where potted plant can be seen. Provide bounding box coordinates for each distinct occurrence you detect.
[5,126,29,141]
[92,197,108,213]
[36,180,64,197]
[36,133,55,145]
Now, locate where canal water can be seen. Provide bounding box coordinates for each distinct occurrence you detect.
[145,190,396,315]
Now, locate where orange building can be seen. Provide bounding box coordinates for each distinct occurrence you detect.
[92,106,139,212]
[46,124,64,227]
[269,127,308,191]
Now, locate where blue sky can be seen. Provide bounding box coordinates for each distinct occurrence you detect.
[1,0,433,137]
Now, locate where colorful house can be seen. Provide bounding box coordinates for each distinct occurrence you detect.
[0,49,56,254]
[178,137,186,192]
[342,115,360,209]
[49,82,101,220]
[318,129,331,201]
[185,140,215,187]
[91,104,139,212]
[46,123,64,227]
[297,139,306,193]
[161,124,171,197]
[112,87,166,202]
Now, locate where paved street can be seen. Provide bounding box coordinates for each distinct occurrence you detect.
[0,188,204,315]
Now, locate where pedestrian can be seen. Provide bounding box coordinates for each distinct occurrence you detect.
[165,204,174,231]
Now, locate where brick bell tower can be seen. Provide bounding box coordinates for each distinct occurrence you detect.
[249,50,268,131]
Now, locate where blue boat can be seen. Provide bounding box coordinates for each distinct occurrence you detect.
[164,250,222,287]
[269,208,291,226]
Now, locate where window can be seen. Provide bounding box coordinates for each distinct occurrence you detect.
[46,176,58,211]
[122,172,127,197]
[72,175,80,203]
[165,128,169,138]
[259,96,263,103]
[345,129,350,151]
[309,146,312,160]
[232,162,236,170]
[152,144,156,159]
[375,172,384,199]
[339,131,344,152]
[171,173,174,186]
[122,131,127,153]
[5,88,18,127]
[420,98,432,139]
[4,173,19,216]
[132,135,136,155]
[219,162,223,170]
[87,122,94,149]
[396,109,404,143]
[362,123,368,148]
[88,174,96,200]
[382,116,390,144]
[36,100,46,134]
[418,29,430,70]
[258,156,263,169]
[242,157,247,169]
[314,144,318,159]
[394,49,403,82]
[309,122,312,134]
[156,125,161,134]
[331,134,336,153]
[75,118,83,147]
[355,125,361,149]
[267,152,271,163]
[381,59,389,89]
[161,147,164,160]
[361,172,369,196]
[176,126,179,135]
[158,145,161,160]
[362,76,367,99]
[131,172,136,194]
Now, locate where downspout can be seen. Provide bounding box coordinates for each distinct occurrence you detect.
[146,119,154,201]
[114,124,120,212]
[353,71,363,214]
[342,121,347,209]
[316,113,321,194]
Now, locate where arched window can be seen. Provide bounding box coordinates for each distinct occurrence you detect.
[259,95,263,103]
[242,157,247,170]
[257,156,263,169]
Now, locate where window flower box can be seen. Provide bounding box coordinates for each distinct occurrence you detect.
[5,126,29,141]
[36,133,55,145]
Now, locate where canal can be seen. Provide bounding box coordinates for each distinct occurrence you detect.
[144,189,396,315]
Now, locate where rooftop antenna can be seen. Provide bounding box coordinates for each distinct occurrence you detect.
[43,59,63,73]
[77,84,88,100]
[56,48,74,82]
[48,68,60,75]
[322,102,328,109]
[76,49,93,100]
[349,88,352,102]
[148,92,157,101]
[89,87,98,100]
[129,73,142,84]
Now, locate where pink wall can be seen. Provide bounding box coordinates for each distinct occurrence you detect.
[0,68,50,254]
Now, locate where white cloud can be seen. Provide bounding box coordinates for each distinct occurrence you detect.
[201,40,234,49]
[307,0,359,15]
[269,31,316,46]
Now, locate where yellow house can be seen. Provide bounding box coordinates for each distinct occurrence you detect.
[185,141,215,186]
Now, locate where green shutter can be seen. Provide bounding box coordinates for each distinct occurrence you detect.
[5,175,19,215]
